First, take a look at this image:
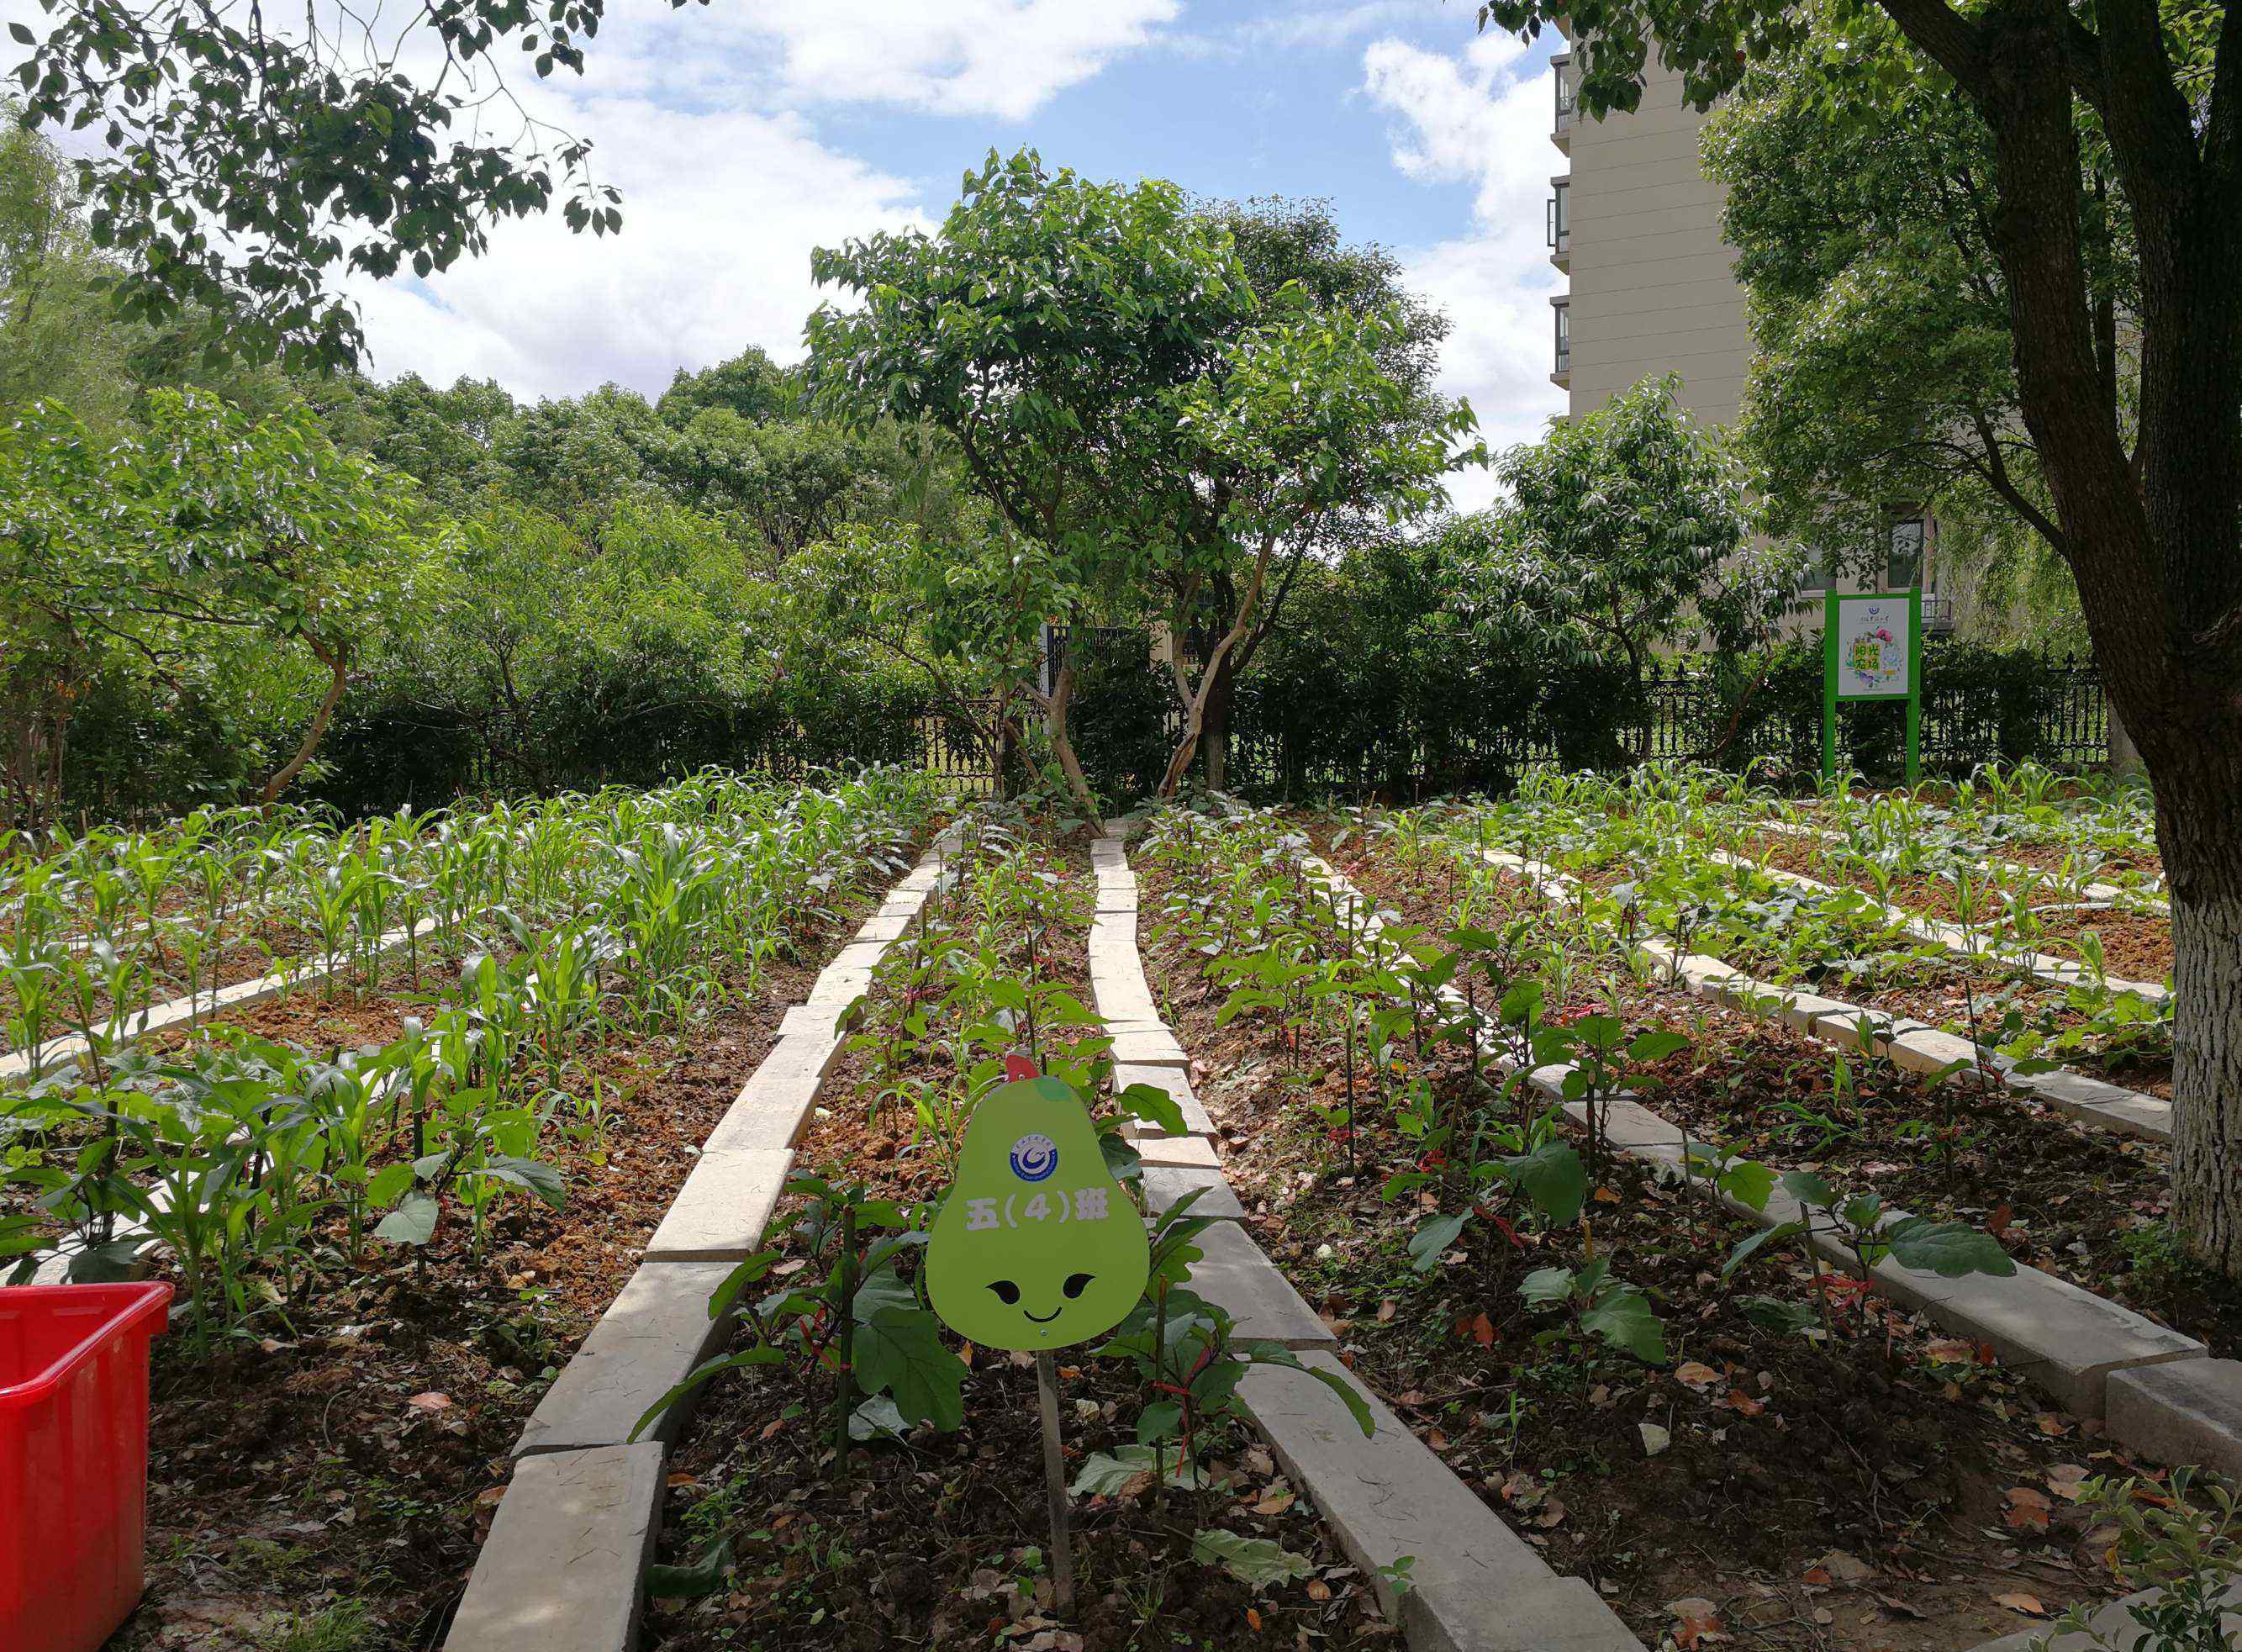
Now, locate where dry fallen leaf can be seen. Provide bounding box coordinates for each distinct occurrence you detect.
[1245,1607,1263,1632]
[1995,1592,2048,1617]
[2046,1464,2092,1500]
[2038,1412,2075,1437]
[1817,1550,1875,1584]
[1305,1580,1332,1602]
[1875,1593,1927,1619]
[405,1391,451,1412]
[1377,1298,1396,1322]
[1675,1360,1722,1391]
[1667,1597,1726,1648]
[2005,1487,2053,1532]
[1722,1388,1765,1417]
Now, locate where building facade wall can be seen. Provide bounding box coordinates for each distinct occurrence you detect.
[1556,52,1753,431]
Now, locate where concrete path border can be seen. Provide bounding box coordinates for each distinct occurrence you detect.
[441,825,963,1652]
[1103,826,1647,1652]
[0,918,439,1084]
[1753,816,2169,915]
[1480,846,2175,1143]
[1698,842,2168,1001]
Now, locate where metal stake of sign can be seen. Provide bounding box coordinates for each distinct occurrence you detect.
[1033,1352,1078,1614]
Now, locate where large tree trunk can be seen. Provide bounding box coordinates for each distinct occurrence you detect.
[1158,546,1274,798]
[1884,0,2242,1274]
[2168,824,2242,1275]
[1203,652,1233,794]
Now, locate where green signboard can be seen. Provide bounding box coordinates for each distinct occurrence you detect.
[1823,588,1923,783]
[925,1075,1150,1352]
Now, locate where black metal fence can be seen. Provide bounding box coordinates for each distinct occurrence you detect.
[819,642,2112,808]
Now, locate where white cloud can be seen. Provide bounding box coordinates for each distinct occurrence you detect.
[349,100,926,399]
[620,0,1179,122]
[1360,32,1567,509]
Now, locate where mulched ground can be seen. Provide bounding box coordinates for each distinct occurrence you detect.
[1131,828,2153,1652]
[645,835,1396,1652]
[1529,839,2176,1098]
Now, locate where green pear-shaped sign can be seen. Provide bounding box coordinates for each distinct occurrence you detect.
[926,1075,1149,1351]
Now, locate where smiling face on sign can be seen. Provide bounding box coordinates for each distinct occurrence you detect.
[924,1076,1150,1351]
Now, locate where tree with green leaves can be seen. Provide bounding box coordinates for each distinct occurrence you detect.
[808,149,1260,821]
[1152,197,1461,791]
[1699,8,2098,639]
[1472,0,2242,1269]
[0,391,414,824]
[1474,375,1790,755]
[6,0,682,368]
[809,150,1476,813]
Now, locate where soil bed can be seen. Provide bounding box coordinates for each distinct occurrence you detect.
[27,870,897,1651]
[646,837,1395,1652]
[1133,827,2144,1652]
[1733,832,2174,984]
[1342,837,2221,1347]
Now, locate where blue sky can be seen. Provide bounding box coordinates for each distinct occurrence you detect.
[12,0,1569,506]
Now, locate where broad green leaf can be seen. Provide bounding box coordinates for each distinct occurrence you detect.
[1882,1217,2018,1278]
[1580,1285,1667,1364]
[1501,1138,1585,1227]
[1407,1211,1471,1271]
[853,1305,967,1432]
[1072,1444,1202,1496]
[1521,1264,1575,1306]
[374,1190,440,1246]
[646,1535,733,1599]
[1118,1081,1185,1138]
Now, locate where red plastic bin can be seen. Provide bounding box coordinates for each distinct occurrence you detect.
[1,1283,173,1652]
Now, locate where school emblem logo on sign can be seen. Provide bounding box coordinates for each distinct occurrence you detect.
[925,1076,1150,1351]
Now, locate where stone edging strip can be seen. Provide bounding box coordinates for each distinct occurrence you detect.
[1096,828,1649,1652]
[441,827,963,1652]
[1290,845,2242,1486]
[1482,847,2175,1144]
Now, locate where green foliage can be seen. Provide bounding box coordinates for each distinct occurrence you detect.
[11,0,651,367]
[1481,375,1791,677]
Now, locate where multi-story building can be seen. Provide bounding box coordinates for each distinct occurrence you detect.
[1546,34,1954,631]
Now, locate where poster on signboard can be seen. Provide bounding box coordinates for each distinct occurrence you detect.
[1833,594,1912,699]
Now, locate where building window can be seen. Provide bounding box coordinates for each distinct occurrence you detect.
[1886,515,1928,591]
[1554,61,1575,134]
[1547,181,1570,253]
[1553,303,1570,375]
[1799,555,1833,596]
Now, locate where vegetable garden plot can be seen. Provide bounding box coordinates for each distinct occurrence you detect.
[640,813,1399,1652]
[1791,765,2166,886]
[0,768,940,1652]
[1440,776,2175,1104]
[1329,830,2242,1361]
[1730,826,2174,986]
[1127,802,2208,1652]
